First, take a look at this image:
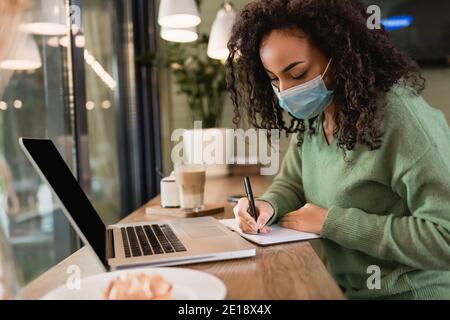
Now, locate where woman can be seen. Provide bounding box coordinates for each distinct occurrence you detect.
[229,0,450,299]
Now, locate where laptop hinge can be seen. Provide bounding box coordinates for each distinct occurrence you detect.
[106,229,115,260]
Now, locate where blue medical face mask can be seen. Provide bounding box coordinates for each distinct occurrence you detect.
[273,59,334,120]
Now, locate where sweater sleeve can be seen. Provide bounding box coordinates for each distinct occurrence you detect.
[322,147,450,270]
[258,134,305,226]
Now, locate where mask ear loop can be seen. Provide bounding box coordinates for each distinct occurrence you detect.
[272,83,281,94]
[321,58,333,80]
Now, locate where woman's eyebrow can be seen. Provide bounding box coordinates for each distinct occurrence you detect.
[282,61,305,73]
[264,61,305,75]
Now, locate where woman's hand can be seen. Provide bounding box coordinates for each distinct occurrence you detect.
[233,198,274,234]
[279,203,328,235]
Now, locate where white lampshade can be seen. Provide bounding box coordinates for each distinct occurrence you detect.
[46,36,60,48]
[20,0,67,36]
[158,0,201,28]
[207,3,236,60]
[59,34,86,48]
[0,32,42,71]
[161,26,198,43]
[47,35,85,48]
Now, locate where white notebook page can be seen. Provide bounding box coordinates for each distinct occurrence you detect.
[220,219,321,246]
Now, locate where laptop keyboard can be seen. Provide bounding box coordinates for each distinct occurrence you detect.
[121,224,187,258]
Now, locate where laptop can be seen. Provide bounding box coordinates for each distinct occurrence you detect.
[19,138,255,271]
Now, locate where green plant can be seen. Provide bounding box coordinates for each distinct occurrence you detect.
[137,34,227,128]
[165,33,227,128]
[136,0,227,128]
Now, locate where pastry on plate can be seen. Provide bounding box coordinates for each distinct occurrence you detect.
[103,273,172,300]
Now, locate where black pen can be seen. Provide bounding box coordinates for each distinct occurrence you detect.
[243,176,259,234]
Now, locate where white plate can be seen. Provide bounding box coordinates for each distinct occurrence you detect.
[41,268,227,300]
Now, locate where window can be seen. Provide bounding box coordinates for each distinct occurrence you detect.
[0,0,162,285]
[0,0,77,283]
[82,0,124,225]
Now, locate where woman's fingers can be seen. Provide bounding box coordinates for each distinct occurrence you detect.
[238,213,258,234]
[279,221,296,230]
[255,210,271,230]
[259,225,272,234]
[233,198,258,233]
[240,211,258,230]
[280,220,307,232]
[234,198,277,234]
[280,216,296,223]
[240,220,271,234]
[254,200,275,229]
[280,211,302,223]
[239,221,258,234]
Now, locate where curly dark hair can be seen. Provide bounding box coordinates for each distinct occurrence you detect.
[226,0,425,152]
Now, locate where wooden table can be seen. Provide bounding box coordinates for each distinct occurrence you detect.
[23,175,344,300]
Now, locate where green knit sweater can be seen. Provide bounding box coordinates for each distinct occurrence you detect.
[259,84,450,299]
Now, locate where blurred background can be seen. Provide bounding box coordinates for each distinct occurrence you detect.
[0,0,448,287]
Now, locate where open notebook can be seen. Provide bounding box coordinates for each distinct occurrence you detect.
[220,219,321,246]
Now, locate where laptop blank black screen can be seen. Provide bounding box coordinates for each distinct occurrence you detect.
[21,138,106,264]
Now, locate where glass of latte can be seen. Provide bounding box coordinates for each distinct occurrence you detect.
[174,164,206,211]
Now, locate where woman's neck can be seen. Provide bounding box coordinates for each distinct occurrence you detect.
[322,101,336,143]
[324,101,336,122]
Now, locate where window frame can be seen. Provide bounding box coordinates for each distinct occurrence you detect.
[62,0,162,254]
